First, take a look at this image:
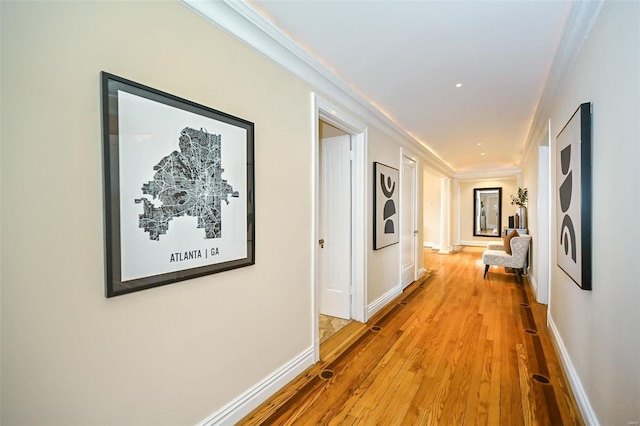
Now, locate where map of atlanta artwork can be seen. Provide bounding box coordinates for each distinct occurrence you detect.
[102,72,254,296]
[135,127,239,241]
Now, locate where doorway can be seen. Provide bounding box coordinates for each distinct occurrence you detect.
[312,94,367,362]
[318,125,352,338]
[400,153,418,289]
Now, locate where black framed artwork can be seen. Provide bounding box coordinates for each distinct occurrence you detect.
[101,72,255,297]
[373,162,399,250]
[556,102,592,290]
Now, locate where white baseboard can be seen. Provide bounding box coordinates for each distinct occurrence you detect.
[417,267,426,279]
[198,347,315,426]
[527,275,549,305]
[547,315,599,426]
[423,242,441,249]
[528,274,539,301]
[367,284,402,319]
[460,240,491,247]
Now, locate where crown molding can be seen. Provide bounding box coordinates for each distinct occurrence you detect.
[453,168,521,181]
[179,0,455,177]
[522,0,605,161]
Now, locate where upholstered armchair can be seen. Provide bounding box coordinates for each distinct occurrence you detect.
[482,235,532,282]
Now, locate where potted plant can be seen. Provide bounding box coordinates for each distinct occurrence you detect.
[510,187,528,228]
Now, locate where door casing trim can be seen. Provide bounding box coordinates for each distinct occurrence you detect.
[312,93,367,362]
[400,148,420,288]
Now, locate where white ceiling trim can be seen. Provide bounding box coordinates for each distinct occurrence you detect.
[179,0,455,177]
[454,169,521,181]
[522,0,605,163]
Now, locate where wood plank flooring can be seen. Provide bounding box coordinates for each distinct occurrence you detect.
[240,249,584,425]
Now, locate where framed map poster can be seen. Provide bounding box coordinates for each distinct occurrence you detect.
[556,102,592,290]
[101,72,255,297]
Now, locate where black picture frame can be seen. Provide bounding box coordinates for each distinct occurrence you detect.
[473,187,502,238]
[373,162,400,250]
[101,72,255,297]
[556,102,592,290]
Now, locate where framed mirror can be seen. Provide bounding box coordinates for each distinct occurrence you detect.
[473,187,502,237]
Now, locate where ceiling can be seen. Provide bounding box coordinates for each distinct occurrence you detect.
[248,0,572,173]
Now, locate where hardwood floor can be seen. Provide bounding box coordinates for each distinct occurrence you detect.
[240,249,584,425]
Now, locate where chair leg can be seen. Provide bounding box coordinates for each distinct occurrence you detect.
[483,264,489,278]
[515,268,522,283]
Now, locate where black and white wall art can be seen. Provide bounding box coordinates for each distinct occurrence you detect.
[101,72,255,297]
[374,162,400,250]
[556,102,592,290]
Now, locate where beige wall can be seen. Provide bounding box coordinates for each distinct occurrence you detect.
[456,177,518,245]
[520,143,544,299]
[0,2,433,424]
[1,2,314,424]
[367,126,403,303]
[319,121,347,139]
[366,125,431,302]
[422,169,442,248]
[522,1,640,423]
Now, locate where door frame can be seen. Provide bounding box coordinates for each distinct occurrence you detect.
[538,124,552,306]
[312,93,367,362]
[399,148,420,287]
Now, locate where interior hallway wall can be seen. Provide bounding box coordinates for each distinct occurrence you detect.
[522,1,640,423]
[320,121,348,139]
[455,177,518,246]
[0,2,314,424]
[0,2,438,423]
[521,144,541,297]
[367,126,405,304]
[422,169,442,249]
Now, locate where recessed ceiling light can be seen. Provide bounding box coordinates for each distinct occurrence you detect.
[481,152,485,156]
[456,83,463,88]
[477,142,482,146]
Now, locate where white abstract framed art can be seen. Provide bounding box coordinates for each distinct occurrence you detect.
[556,102,592,290]
[373,162,400,250]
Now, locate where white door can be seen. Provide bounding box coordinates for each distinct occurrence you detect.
[401,156,417,288]
[319,135,351,319]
